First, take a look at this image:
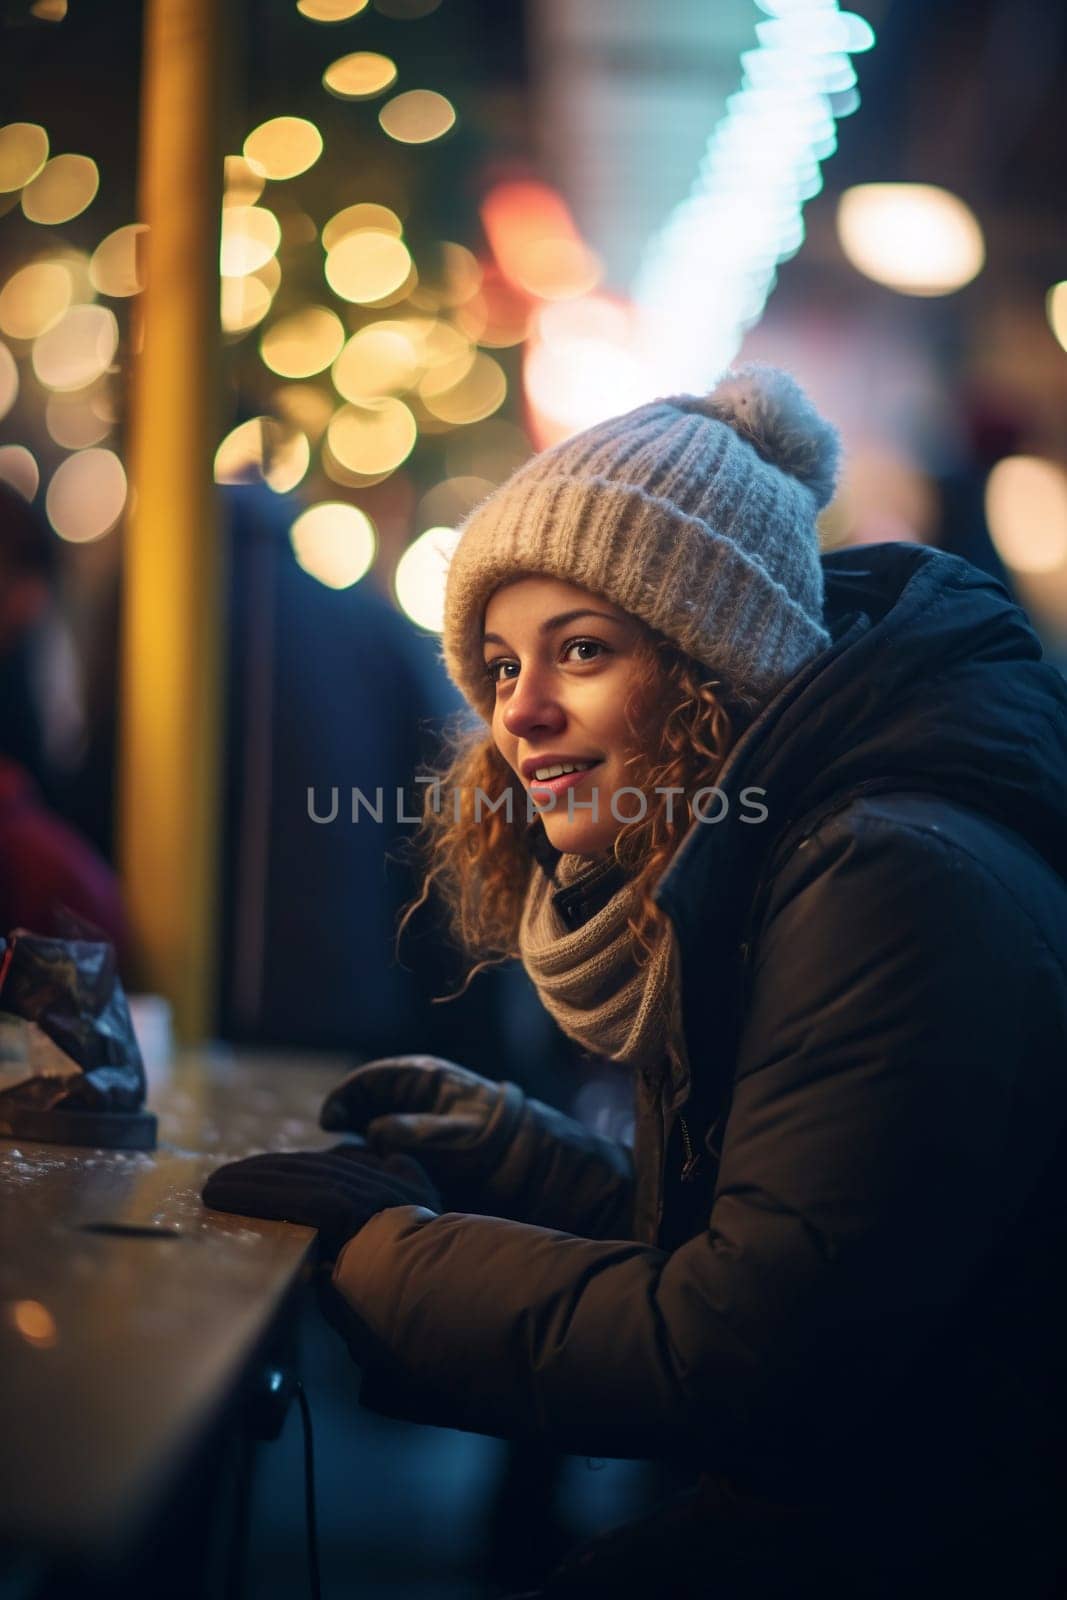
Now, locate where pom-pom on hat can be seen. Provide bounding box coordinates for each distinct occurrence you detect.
[442,363,840,720]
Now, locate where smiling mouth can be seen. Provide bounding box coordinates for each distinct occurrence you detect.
[527,760,603,792]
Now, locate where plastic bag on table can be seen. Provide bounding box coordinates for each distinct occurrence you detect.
[0,926,156,1149]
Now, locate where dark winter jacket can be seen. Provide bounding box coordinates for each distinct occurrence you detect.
[332,544,1067,1596]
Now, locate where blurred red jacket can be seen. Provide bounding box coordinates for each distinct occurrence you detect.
[0,756,131,966]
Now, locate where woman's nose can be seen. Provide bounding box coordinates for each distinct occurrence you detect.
[501,664,566,739]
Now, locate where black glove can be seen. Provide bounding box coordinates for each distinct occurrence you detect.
[201,1143,441,1261]
[319,1055,524,1211]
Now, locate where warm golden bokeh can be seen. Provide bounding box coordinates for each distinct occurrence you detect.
[21,153,99,224]
[0,342,19,421]
[985,457,1067,576]
[32,304,119,391]
[837,184,985,296]
[45,387,112,449]
[220,273,274,335]
[9,1301,58,1349]
[0,444,38,499]
[326,396,417,474]
[89,224,149,298]
[214,416,311,493]
[323,52,398,100]
[243,117,323,181]
[296,0,369,19]
[0,260,72,340]
[223,155,265,208]
[1046,282,1067,355]
[394,522,461,632]
[272,383,335,440]
[289,501,376,589]
[321,202,403,251]
[325,230,412,303]
[422,351,506,424]
[332,322,422,401]
[0,123,50,192]
[219,206,281,277]
[46,448,127,542]
[260,306,345,377]
[378,90,456,145]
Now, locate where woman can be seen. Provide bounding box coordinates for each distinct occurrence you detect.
[204,367,1067,1597]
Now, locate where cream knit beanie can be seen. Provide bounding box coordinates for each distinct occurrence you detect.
[442,363,840,720]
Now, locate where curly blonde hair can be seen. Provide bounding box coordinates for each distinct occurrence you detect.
[396,624,756,996]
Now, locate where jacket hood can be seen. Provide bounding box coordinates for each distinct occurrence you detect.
[656,542,1067,928]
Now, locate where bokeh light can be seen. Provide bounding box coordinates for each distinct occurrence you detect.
[0,261,72,339]
[32,304,118,391]
[220,206,281,277]
[45,246,92,303]
[290,502,376,589]
[321,202,403,251]
[985,456,1067,575]
[9,1300,57,1349]
[271,383,334,439]
[46,448,127,542]
[0,341,18,420]
[46,388,111,448]
[837,184,985,296]
[326,397,417,474]
[416,332,476,399]
[455,267,530,347]
[30,0,67,19]
[21,153,99,225]
[220,273,273,335]
[296,0,369,18]
[332,322,422,401]
[243,118,323,181]
[325,230,412,303]
[89,224,148,297]
[323,52,398,99]
[481,180,601,301]
[1046,282,1067,355]
[435,242,482,307]
[254,255,283,297]
[223,155,265,208]
[0,123,49,192]
[479,183,604,304]
[260,306,345,377]
[524,295,644,444]
[0,445,39,500]
[422,351,506,424]
[214,417,311,493]
[378,90,455,145]
[394,523,461,631]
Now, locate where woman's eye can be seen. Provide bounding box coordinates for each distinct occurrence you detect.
[563,637,607,664]
[484,659,518,683]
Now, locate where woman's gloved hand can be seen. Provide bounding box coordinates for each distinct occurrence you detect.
[319,1055,525,1211]
[201,1143,440,1262]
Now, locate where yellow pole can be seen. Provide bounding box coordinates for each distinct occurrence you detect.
[120,0,226,1041]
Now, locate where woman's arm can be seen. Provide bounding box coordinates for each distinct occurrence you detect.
[330,803,1064,1463]
[321,1056,636,1239]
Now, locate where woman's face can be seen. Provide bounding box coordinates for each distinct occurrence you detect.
[483,575,656,856]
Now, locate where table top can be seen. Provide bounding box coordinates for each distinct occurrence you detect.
[0,1050,347,1558]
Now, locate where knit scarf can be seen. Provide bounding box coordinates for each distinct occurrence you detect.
[517,850,687,1081]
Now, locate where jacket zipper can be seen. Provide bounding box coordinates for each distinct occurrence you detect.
[678,1114,703,1182]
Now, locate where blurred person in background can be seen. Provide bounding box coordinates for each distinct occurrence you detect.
[204,368,1067,1599]
[0,481,129,957]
